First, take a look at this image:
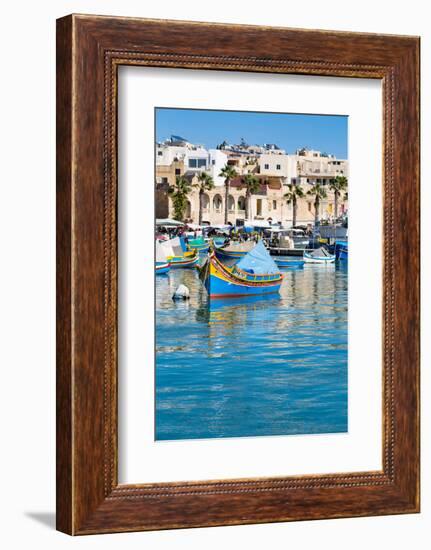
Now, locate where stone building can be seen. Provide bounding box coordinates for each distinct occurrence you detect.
[155,140,348,226]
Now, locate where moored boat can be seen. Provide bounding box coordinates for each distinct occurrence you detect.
[334,240,348,261]
[272,256,304,269]
[214,240,256,260]
[160,236,199,268]
[155,240,171,274]
[169,250,199,267]
[156,262,170,274]
[303,246,335,264]
[201,240,283,297]
[187,236,209,254]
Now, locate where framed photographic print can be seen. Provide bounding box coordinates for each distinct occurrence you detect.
[56,14,420,534]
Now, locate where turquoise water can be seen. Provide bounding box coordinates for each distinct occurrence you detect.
[155,263,348,440]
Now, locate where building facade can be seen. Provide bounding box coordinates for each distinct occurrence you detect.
[155,138,348,226]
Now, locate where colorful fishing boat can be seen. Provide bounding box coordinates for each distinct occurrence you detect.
[201,240,283,297]
[169,250,199,267]
[155,240,170,275]
[212,237,228,247]
[187,236,209,254]
[156,262,170,274]
[160,236,199,268]
[272,256,305,269]
[214,240,256,260]
[303,246,336,264]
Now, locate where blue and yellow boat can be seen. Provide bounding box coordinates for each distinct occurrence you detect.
[169,249,199,267]
[187,236,209,254]
[201,241,283,297]
[160,236,199,268]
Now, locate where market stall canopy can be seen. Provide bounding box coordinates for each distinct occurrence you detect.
[244,220,273,229]
[156,218,184,227]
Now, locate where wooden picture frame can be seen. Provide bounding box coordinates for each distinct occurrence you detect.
[56,14,420,535]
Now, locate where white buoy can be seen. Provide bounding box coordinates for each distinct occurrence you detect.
[172,284,190,300]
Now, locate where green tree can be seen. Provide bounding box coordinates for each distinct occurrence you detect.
[242,174,260,221]
[329,176,348,220]
[284,182,305,228]
[218,164,238,224]
[307,183,328,226]
[168,175,193,221]
[194,171,214,225]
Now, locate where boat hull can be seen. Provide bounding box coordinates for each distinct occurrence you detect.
[203,254,282,297]
[334,241,348,261]
[273,257,304,268]
[168,250,199,268]
[303,252,335,264]
[155,262,170,274]
[338,248,348,261]
[214,247,249,260]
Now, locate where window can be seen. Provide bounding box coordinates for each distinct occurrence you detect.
[212,159,216,165]
[256,199,262,216]
[308,202,312,212]
[273,200,277,209]
[264,164,269,170]
[157,150,163,156]
[175,168,181,175]
[189,158,206,168]
[161,177,168,184]
[276,164,281,170]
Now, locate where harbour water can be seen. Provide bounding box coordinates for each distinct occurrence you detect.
[155,263,348,441]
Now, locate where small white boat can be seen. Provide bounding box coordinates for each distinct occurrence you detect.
[304,247,335,264]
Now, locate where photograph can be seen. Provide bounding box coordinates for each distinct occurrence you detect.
[154,108,349,441]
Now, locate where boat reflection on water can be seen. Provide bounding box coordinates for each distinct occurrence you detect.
[195,293,281,330]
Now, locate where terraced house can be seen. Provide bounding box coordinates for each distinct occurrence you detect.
[155,136,348,226]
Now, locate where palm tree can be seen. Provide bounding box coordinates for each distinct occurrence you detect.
[284,182,305,228]
[219,164,238,224]
[307,183,327,227]
[168,175,193,221]
[329,176,348,220]
[242,174,260,221]
[194,171,214,225]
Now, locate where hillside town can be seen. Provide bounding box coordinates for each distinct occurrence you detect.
[155,135,348,228]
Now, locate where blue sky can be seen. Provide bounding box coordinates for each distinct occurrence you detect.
[155,108,348,159]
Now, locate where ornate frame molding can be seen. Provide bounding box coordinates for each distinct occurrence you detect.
[57,15,419,534]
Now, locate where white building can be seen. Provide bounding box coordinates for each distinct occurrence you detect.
[156,138,228,186]
[257,148,348,185]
